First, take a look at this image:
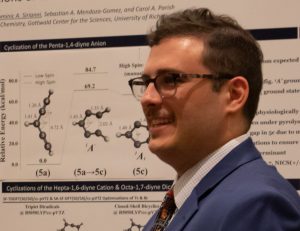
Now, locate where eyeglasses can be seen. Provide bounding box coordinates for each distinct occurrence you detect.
[128,72,234,100]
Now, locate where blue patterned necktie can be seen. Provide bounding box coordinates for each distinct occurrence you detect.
[151,188,176,231]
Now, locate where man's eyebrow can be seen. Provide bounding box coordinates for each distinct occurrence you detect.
[142,68,183,78]
[157,68,182,74]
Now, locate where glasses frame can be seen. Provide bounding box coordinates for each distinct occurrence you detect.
[128,73,234,100]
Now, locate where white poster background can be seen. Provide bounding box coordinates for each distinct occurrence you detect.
[0,0,299,230]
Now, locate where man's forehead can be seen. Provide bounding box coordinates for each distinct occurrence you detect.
[144,37,206,75]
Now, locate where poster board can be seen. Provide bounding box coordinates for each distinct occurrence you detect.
[0,0,299,230]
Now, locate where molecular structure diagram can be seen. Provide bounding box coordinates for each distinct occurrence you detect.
[73,107,110,141]
[57,219,83,231]
[24,89,54,156]
[116,121,149,148]
[124,219,144,231]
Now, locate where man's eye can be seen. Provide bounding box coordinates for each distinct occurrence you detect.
[161,74,175,85]
[175,74,189,82]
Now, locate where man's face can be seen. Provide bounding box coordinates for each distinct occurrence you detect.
[141,36,228,174]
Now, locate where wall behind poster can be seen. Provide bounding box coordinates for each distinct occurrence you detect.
[0,0,299,230]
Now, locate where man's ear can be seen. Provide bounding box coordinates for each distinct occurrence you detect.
[225,76,249,113]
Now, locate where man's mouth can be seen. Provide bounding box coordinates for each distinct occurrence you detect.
[149,118,173,128]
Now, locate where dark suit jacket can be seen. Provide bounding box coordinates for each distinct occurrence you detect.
[143,138,300,230]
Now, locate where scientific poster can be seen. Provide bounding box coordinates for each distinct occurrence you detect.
[0,0,299,230]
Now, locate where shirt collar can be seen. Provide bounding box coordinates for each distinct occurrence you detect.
[173,133,250,209]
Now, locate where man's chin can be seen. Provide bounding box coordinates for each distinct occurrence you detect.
[148,139,164,155]
[148,138,172,157]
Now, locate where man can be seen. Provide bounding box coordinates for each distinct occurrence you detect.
[128,8,300,231]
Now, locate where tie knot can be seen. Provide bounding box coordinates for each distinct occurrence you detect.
[166,188,174,198]
[163,189,176,212]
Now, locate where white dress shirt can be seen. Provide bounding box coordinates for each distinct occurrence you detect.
[173,134,249,210]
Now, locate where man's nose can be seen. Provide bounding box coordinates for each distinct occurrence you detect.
[140,83,162,106]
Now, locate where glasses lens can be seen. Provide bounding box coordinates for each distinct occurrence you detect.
[156,73,177,98]
[132,78,146,100]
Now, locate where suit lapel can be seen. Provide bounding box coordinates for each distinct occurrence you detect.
[166,138,261,231]
[166,190,199,231]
